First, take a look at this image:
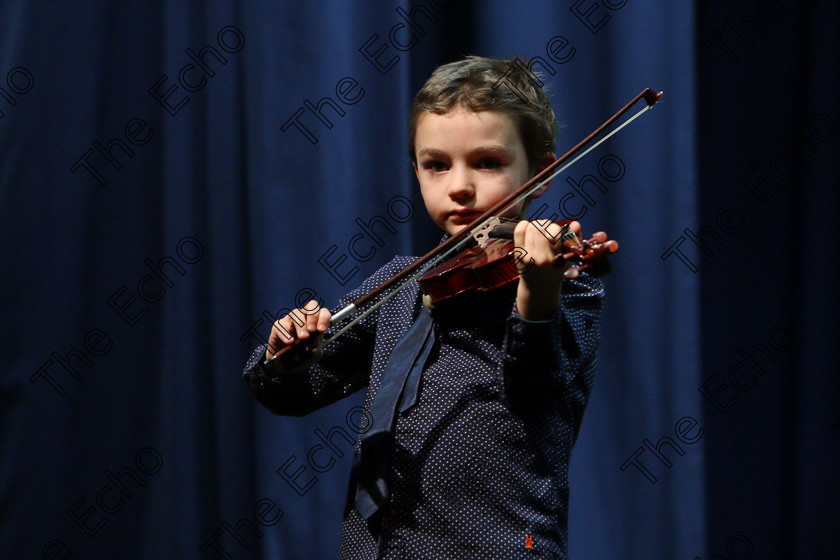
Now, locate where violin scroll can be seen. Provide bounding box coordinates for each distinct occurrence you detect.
[549,225,614,278]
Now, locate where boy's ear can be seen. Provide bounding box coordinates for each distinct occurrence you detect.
[412,159,419,179]
[528,152,558,199]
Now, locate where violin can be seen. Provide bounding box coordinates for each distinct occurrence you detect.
[266,88,663,370]
[417,217,613,310]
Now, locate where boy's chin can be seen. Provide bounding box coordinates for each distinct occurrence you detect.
[443,223,468,236]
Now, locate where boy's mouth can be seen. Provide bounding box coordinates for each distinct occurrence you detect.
[448,208,483,221]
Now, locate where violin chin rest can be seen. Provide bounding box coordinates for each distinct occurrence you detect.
[422,293,435,311]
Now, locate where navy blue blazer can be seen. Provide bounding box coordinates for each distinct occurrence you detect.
[244,255,604,559]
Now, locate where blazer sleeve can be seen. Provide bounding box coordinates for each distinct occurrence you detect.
[242,260,403,417]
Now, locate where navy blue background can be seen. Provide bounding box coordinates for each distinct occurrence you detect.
[1,1,837,559]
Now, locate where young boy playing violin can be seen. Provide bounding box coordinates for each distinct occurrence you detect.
[244,56,617,560]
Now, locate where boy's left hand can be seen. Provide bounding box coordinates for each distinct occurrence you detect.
[513,220,618,321]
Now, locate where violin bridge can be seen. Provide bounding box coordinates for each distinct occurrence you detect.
[472,217,504,248]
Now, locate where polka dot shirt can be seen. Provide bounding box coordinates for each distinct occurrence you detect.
[244,254,605,560]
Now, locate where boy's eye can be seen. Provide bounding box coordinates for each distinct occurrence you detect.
[423,160,448,173]
[475,157,502,169]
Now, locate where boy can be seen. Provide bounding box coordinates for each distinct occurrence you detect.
[244,56,616,559]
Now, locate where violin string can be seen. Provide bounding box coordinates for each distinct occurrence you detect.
[322,101,657,344]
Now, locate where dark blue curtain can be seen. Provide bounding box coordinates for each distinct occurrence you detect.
[696,2,840,558]
[1,1,836,559]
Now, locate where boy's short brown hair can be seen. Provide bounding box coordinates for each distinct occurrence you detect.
[409,56,559,169]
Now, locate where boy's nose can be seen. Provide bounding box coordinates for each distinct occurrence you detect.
[447,167,475,200]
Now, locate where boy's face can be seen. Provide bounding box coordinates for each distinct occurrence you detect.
[412,107,552,235]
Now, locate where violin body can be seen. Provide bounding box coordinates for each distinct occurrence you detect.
[418,219,613,309]
[418,236,523,309]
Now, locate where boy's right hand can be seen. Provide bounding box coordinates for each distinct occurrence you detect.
[264,300,331,372]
